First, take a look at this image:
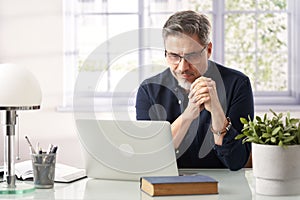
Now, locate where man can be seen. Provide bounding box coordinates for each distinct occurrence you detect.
[135,10,254,170]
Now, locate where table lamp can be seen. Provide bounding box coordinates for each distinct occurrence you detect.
[0,63,42,194]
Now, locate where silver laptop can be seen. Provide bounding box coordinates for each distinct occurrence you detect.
[75,120,178,181]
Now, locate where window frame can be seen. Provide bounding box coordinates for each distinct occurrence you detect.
[212,0,300,108]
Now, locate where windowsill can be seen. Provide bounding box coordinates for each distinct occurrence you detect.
[57,104,300,113]
[255,104,300,113]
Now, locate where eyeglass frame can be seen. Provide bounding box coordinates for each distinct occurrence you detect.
[164,45,207,65]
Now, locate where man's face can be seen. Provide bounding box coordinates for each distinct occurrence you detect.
[164,33,212,90]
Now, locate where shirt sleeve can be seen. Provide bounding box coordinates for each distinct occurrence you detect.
[213,77,254,171]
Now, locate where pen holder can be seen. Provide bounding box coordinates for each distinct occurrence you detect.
[31,153,56,189]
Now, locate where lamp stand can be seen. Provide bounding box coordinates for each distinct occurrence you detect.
[0,110,35,194]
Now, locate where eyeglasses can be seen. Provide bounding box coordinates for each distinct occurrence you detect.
[165,45,207,65]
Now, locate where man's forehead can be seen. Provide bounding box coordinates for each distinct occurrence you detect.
[164,34,202,53]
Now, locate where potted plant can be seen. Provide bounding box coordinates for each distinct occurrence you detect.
[235,109,300,196]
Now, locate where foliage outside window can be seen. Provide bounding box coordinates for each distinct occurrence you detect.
[224,0,288,92]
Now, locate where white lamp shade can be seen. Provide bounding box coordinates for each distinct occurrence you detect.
[0,64,42,109]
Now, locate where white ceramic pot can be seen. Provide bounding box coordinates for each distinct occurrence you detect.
[252,143,300,196]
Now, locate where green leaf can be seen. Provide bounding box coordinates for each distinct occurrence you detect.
[271,137,277,143]
[235,134,245,140]
[240,117,248,124]
[256,116,262,122]
[245,137,258,143]
[263,113,267,122]
[290,118,299,124]
[270,109,277,116]
[272,127,281,136]
[266,126,271,133]
[283,133,291,136]
[262,133,271,138]
[283,136,295,144]
[243,131,253,137]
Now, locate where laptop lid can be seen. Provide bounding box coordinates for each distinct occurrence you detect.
[75,120,178,181]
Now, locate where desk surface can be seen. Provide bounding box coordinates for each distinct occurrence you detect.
[1,169,300,200]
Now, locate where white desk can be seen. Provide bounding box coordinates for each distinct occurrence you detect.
[1,169,300,200]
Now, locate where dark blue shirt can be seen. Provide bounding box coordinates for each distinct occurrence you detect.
[135,61,254,171]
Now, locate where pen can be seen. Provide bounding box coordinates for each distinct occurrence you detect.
[36,142,40,154]
[51,146,58,154]
[25,136,36,154]
[38,147,43,154]
[47,144,54,154]
[46,145,58,164]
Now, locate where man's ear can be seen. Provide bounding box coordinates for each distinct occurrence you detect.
[207,42,213,59]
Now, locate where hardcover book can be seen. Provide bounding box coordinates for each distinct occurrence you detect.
[140,175,218,196]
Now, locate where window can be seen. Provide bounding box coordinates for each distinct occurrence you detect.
[221,0,300,106]
[62,0,300,112]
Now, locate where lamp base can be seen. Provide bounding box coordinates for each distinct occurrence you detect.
[0,182,35,194]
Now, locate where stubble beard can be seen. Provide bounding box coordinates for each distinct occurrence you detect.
[171,69,192,91]
[178,78,192,91]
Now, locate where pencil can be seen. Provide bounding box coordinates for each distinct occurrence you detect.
[25,136,36,154]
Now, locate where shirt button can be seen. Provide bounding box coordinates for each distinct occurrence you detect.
[178,100,182,104]
[176,150,179,154]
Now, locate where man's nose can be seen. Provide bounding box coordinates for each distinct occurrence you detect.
[177,57,190,71]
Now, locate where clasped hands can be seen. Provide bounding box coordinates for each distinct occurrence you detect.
[183,76,220,120]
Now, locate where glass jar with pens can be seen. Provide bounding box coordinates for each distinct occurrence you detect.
[25,136,58,189]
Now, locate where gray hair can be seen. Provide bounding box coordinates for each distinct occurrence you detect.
[162,10,211,46]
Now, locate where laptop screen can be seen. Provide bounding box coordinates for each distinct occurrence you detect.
[76,120,178,181]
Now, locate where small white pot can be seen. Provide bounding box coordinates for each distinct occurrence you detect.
[252,143,300,196]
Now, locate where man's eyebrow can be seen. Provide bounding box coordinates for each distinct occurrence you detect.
[166,50,199,56]
[184,51,199,56]
[166,51,180,56]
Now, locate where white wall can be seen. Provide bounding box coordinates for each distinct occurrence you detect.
[0,0,84,168]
